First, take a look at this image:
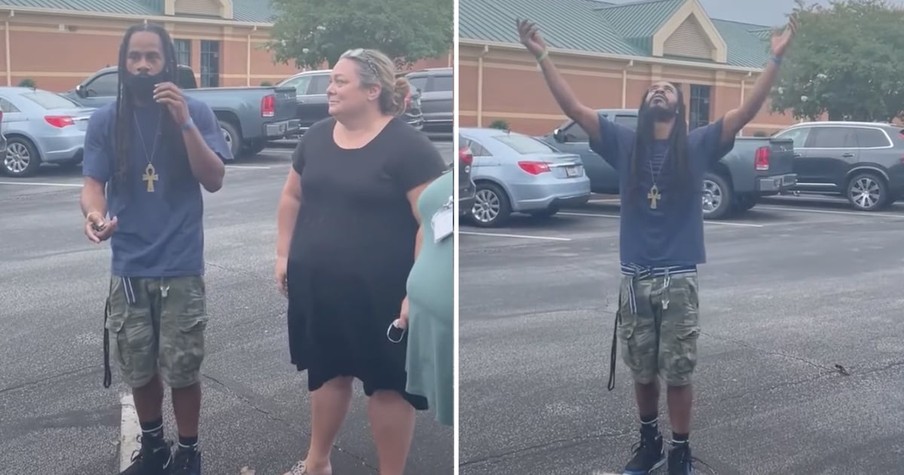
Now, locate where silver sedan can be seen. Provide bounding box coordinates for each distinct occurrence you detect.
[460,127,591,227]
[0,87,94,177]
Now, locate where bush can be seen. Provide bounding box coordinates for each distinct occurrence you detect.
[489,119,509,130]
[18,78,35,88]
[260,81,273,86]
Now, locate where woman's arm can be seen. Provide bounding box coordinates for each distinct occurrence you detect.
[276,168,303,259]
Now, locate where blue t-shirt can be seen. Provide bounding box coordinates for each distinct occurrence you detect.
[590,114,735,267]
[82,97,232,278]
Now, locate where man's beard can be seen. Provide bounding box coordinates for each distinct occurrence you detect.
[124,71,166,102]
[644,102,677,122]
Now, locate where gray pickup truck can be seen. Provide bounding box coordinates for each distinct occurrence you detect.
[62,65,300,159]
[538,108,797,219]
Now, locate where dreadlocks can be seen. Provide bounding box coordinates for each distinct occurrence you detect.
[112,23,186,194]
[627,84,691,202]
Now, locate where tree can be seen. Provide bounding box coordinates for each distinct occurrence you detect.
[770,0,904,122]
[267,0,453,70]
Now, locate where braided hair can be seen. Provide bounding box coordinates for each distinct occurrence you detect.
[112,23,187,194]
[627,83,691,202]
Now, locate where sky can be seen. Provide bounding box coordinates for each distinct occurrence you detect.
[603,0,904,27]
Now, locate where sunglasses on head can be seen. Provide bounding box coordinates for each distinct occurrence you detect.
[341,48,380,76]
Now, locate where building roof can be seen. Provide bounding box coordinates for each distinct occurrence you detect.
[460,0,774,69]
[0,0,276,23]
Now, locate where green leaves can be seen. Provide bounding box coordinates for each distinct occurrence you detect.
[770,0,904,122]
[267,0,453,69]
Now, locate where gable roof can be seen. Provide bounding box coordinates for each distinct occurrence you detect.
[460,0,773,69]
[0,0,276,24]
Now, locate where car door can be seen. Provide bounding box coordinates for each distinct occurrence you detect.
[802,126,859,188]
[79,72,119,108]
[297,73,330,129]
[773,126,812,181]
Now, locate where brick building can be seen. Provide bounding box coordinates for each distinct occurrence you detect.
[0,0,451,94]
[459,0,799,137]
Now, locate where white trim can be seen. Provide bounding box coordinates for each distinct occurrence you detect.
[458,39,764,74]
[0,6,272,28]
[651,0,728,63]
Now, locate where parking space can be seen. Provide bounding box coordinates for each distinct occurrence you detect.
[459,195,904,475]
[0,140,454,475]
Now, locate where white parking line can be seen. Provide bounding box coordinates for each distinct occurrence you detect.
[558,211,765,228]
[757,205,904,219]
[460,231,572,241]
[0,181,82,187]
[119,393,140,471]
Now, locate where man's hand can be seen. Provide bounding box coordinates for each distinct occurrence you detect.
[397,296,410,329]
[771,15,799,57]
[154,82,190,125]
[275,256,288,298]
[516,19,548,58]
[85,212,117,244]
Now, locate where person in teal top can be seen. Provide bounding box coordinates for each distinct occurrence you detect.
[404,169,454,426]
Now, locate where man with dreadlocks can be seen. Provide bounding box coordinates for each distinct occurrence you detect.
[80,23,231,475]
[517,15,797,475]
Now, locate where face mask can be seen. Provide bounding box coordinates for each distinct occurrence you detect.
[123,71,166,101]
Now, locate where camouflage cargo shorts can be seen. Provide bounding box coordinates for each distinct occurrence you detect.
[616,271,700,386]
[105,275,209,389]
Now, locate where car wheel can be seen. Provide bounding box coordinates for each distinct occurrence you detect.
[469,182,511,228]
[3,136,41,177]
[733,194,758,213]
[218,120,241,158]
[702,172,733,220]
[846,172,888,211]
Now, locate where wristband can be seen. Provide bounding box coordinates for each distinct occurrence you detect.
[770,55,783,66]
[536,50,549,63]
[181,117,195,131]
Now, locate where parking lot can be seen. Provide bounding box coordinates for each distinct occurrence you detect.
[459,195,904,475]
[0,140,454,475]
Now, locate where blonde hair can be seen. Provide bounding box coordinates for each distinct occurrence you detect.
[339,48,409,116]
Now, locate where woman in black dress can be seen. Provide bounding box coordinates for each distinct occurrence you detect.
[274,48,446,475]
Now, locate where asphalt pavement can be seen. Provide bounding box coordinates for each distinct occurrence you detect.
[0,139,454,475]
[459,195,904,475]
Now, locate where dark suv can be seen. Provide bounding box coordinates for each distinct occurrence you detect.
[772,121,904,211]
[277,70,424,133]
[405,68,453,133]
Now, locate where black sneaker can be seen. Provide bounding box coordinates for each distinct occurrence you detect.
[120,439,173,475]
[623,431,666,475]
[171,445,202,475]
[668,443,693,475]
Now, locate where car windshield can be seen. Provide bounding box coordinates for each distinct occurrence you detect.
[20,91,80,110]
[492,133,557,154]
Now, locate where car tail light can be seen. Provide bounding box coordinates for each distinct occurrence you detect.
[261,94,275,118]
[45,115,74,128]
[754,146,770,171]
[518,161,551,175]
[459,146,473,166]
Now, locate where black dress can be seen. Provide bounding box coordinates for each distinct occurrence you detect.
[286,117,446,409]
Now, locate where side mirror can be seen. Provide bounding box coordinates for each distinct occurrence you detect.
[553,128,565,143]
[75,84,87,98]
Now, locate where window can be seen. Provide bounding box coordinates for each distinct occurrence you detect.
[613,114,638,130]
[493,133,558,154]
[855,128,891,148]
[19,91,80,110]
[200,40,220,87]
[431,74,453,92]
[308,74,330,94]
[85,73,118,97]
[689,84,711,130]
[774,127,811,148]
[563,122,588,141]
[279,75,311,95]
[464,139,492,157]
[408,76,428,92]
[174,39,191,66]
[0,98,19,113]
[806,127,857,148]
